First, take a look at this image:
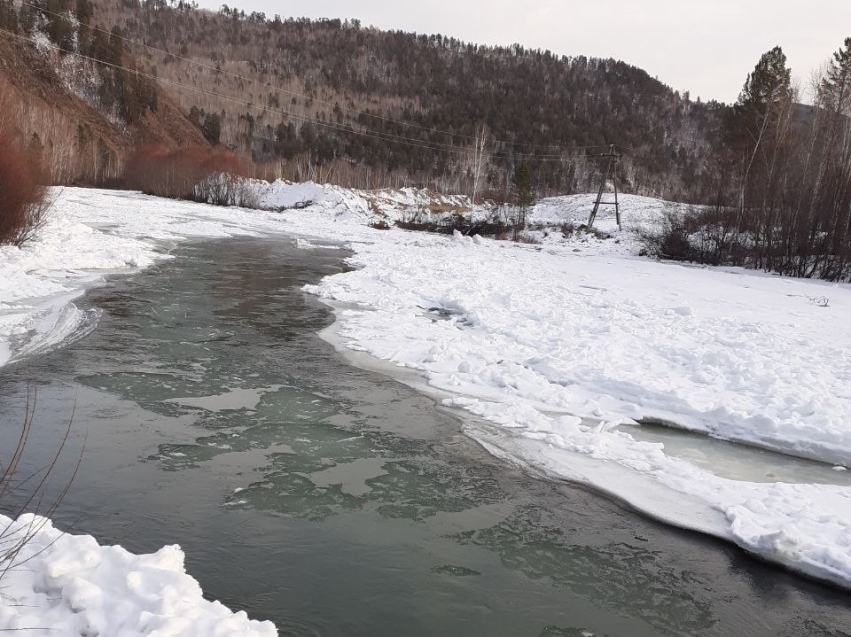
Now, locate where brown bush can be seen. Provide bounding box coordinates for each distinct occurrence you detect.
[0,135,51,246]
[123,145,253,202]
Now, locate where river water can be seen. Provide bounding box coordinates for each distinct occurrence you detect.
[1,237,850,637]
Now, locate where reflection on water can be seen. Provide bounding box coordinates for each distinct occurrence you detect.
[1,237,850,637]
[452,506,715,634]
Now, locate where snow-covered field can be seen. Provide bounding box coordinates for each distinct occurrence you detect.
[1,183,851,634]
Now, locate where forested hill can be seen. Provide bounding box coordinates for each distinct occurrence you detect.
[0,0,728,198]
[111,1,727,198]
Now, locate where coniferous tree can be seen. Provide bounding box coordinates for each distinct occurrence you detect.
[0,0,19,31]
[724,47,794,224]
[820,37,851,116]
[728,46,792,149]
[202,113,222,145]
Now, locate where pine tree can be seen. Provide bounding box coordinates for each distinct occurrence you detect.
[724,46,792,156]
[820,37,851,115]
[0,0,19,32]
[727,46,792,151]
[202,113,222,145]
[724,46,794,219]
[736,46,791,117]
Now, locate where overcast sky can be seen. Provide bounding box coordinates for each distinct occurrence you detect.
[196,0,850,104]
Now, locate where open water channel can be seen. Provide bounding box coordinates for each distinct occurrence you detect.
[1,236,850,637]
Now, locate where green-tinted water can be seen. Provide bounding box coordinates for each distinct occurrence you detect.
[1,237,849,637]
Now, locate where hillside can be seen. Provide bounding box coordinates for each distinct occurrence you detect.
[0,0,727,198]
[96,0,726,199]
[0,0,206,185]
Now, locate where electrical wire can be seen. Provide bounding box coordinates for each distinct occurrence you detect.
[0,25,616,163]
[17,0,620,153]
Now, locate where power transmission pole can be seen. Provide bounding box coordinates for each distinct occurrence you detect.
[587,145,622,230]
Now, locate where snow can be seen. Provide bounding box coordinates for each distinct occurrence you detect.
[2,183,851,627]
[0,514,276,637]
[246,179,473,223]
[291,190,851,590]
[529,192,682,230]
[254,179,368,216]
[306,225,851,467]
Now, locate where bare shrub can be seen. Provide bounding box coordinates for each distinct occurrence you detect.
[0,135,52,247]
[657,214,695,261]
[638,206,759,266]
[637,211,695,261]
[193,172,259,208]
[586,226,612,241]
[395,207,451,233]
[396,208,506,236]
[1,388,81,582]
[560,222,577,239]
[427,203,471,214]
[124,145,253,202]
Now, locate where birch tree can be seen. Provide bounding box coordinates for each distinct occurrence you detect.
[468,124,490,204]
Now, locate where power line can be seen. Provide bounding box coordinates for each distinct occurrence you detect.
[17,0,618,154]
[0,26,609,163]
[0,26,463,156]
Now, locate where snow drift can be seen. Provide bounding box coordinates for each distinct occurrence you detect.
[0,514,276,636]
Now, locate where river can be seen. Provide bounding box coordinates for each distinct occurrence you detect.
[1,236,849,637]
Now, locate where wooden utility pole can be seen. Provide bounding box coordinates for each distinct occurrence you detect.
[587,145,622,230]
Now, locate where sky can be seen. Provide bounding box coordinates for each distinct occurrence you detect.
[196,0,851,104]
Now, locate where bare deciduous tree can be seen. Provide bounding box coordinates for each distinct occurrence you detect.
[468,124,490,204]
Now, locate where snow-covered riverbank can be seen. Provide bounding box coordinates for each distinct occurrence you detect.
[296,201,851,589]
[0,514,277,636]
[1,185,851,634]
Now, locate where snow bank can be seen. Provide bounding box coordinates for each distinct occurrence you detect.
[297,216,851,588]
[0,514,276,636]
[246,179,476,224]
[305,227,851,467]
[253,180,370,219]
